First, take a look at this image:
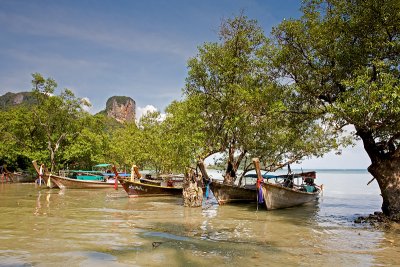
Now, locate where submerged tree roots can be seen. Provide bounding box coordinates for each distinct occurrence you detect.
[355,211,400,230]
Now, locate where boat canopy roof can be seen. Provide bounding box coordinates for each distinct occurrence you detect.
[244,172,316,179]
[93,163,112,168]
[71,170,103,173]
[244,173,276,179]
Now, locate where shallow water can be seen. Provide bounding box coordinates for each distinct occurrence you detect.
[0,170,399,266]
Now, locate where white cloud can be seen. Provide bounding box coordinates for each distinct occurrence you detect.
[80,97,92,112]
[136,104,167,123]
[136,105,158,119]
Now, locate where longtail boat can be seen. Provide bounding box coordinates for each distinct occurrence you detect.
[203,159,321,209]
[197,159,258,204]
[208,172,277,205]
[46,174,120,189]
[209,181,257,204]
[32,161,127,189]
[253,158,321,210]
[113,166,183,197]
[260,182,321,210]
[57,163,116,181]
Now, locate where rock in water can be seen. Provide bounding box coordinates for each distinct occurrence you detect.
[183,170,203,207]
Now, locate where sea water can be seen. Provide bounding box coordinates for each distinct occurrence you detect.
[0,170,399,266]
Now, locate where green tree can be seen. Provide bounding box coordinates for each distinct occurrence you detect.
[135,111,170,173]
[0,105,46,169]
[184,14,272,183]
[184,14,337,184]
[63,114,111,169]
[273,0,400,219]
[31,73,90,172]
[109,100,207,175]
[109,121,143,169]
[162,97,207,172]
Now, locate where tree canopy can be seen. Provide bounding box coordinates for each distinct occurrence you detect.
[272,0,400,218]
[182,13,338,183]
[30,73,93,171]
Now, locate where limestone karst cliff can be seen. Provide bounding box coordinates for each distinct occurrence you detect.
[104,96,136,123]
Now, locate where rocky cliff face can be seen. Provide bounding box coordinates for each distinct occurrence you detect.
[105,96,136,123]
[0,92,36,109]
[1,92,136,123]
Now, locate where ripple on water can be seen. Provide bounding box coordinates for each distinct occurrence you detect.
[0,175,398,266]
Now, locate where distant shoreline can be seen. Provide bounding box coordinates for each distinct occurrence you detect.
[206,168,369,173]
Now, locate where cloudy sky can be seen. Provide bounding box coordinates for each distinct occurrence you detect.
[0,0,371,169]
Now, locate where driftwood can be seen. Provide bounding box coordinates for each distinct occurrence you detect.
[182,168,203,207]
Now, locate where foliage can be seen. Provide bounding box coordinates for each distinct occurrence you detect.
[0,105,46,169]
[109,111,171,173]
[0,75,128,172]
[184,14,272,178]
[109,121,142,169]
[137,111,170,173]
[183,13,338,182]
[272,0,400,160]
[62,114,111,170]
[162,97,207,172]
[108,99,207,174]
[30,73,91,171]
[272,0,400,216]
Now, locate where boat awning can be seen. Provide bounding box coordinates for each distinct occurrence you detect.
[244,173,277,179]
[93,164,112,168]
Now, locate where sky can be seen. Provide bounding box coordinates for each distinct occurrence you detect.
[0,0,371,169]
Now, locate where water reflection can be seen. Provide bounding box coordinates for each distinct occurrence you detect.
[34,191,41,216]
[46,192,51,207]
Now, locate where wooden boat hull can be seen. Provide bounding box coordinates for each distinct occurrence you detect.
[209,181,320,209]
[209,181,257,204]
[261,182,320,210]
[50,174,118,189]
[119,179,182,198]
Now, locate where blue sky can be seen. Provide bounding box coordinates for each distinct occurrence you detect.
[0,0,300,114]
[0,0,371,169]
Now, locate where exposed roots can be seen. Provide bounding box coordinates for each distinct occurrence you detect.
[355,211,400,230]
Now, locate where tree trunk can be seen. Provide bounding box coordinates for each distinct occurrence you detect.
[368,158,400,221]
[182,169,203,207]
[50,148,55,173]
[357,128,400,221]
[223,149,246,185]
[224,160,235,185]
